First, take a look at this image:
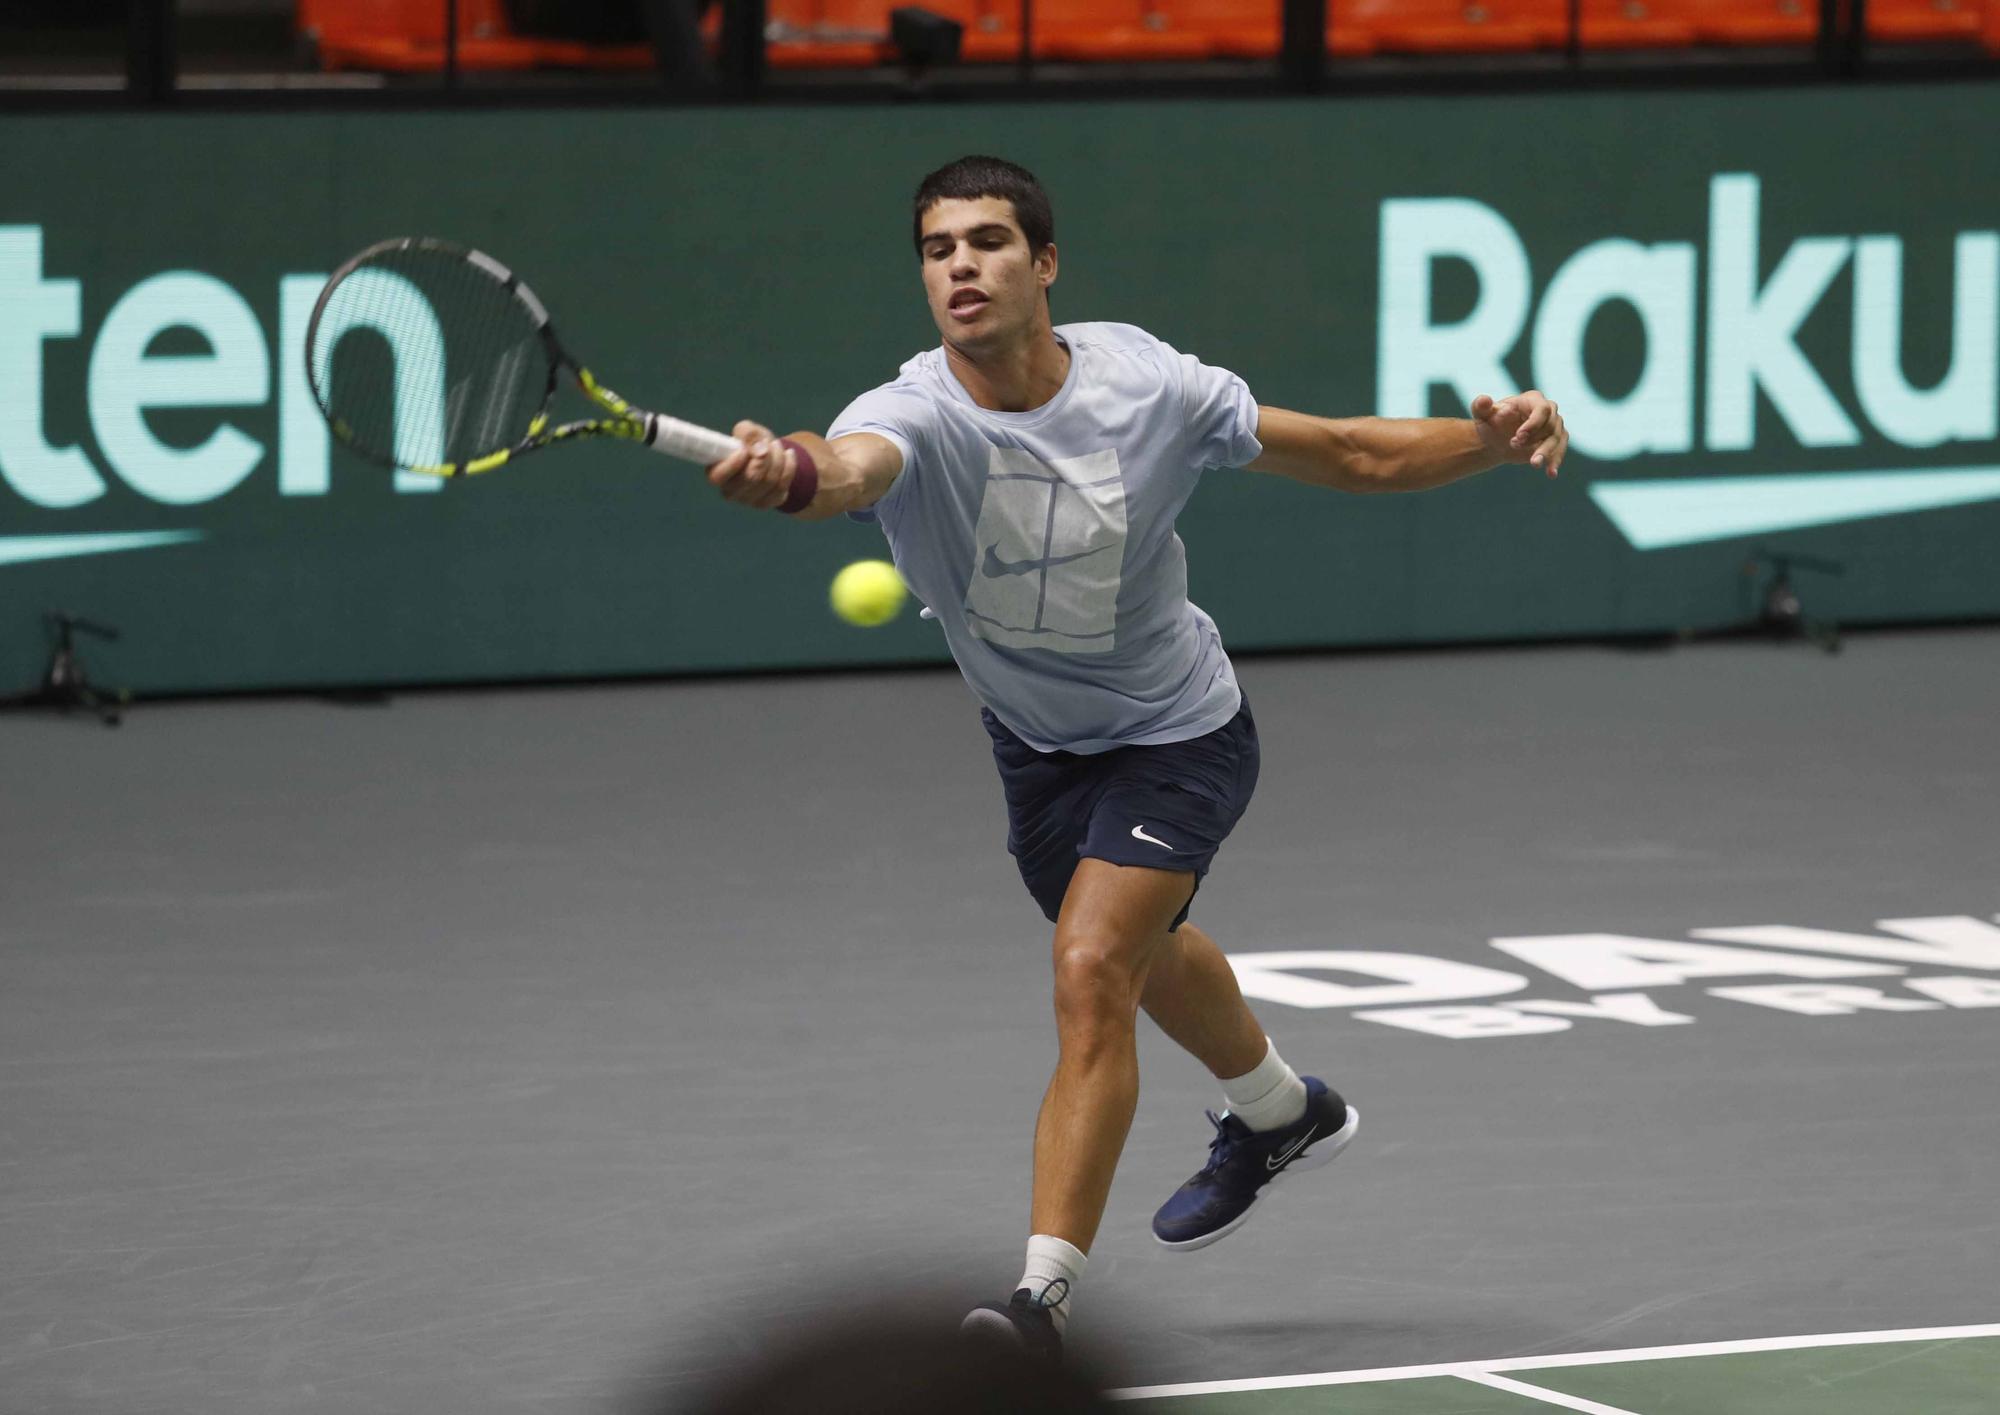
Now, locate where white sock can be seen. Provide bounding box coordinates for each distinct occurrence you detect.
[1018,1234,1086,1334]
[1219,1037,1308,1132]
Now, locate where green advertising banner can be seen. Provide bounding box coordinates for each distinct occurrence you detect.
[3,85,1998,695]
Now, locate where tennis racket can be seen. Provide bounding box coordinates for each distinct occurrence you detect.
[303,237,740,479]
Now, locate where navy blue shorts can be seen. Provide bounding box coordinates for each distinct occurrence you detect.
[982,697,1260,930]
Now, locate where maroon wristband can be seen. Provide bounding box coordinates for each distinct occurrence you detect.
[776,438,819,515]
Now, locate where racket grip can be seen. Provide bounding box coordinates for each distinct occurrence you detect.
[645,413,741,465]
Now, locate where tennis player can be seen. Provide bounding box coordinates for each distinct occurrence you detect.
[703,156,1566,1356]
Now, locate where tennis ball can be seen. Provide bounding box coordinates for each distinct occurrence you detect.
[830,559,907,627]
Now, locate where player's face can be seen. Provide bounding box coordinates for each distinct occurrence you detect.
[917,196,1055,350]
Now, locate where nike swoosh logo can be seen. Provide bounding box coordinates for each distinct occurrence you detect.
[0,530,205,569]
[1265,1125,1318,1171]
[981,541,1113,578]
[1130,824,1174,850]
[1588,466,2000,550]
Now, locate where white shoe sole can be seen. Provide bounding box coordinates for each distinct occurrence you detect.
[1154,1104,1359,1253]
[961,1307,1023,1342]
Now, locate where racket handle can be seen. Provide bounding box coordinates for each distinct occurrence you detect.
[644,413,741,465]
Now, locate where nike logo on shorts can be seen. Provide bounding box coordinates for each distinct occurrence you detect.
[1131,824,1174,850]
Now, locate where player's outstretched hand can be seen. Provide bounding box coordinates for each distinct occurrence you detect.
[707,420,797,510]
[1471,392,1565,478]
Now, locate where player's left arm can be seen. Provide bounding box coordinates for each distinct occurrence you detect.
[1246,393,1566,493]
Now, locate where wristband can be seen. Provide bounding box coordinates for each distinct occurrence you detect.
[776,438,819,515]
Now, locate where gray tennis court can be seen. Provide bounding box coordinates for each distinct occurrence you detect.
[3,626,1996,1413]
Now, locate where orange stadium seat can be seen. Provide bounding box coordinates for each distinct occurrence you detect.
[300,0,509,70]
[895,0,1040,62]
[1161,0,1281,57]
[1169,1,1378,59]
[765,2,1370,68]
[753,0,1394,70]
[1002,1,1383,63]
[960,0,1384,64]
[784,1,1212,69]
[1576,0,1700,48]
[764,1,1031,70]
[1342,0,1559,53]
[1694,0,1989,49]
[912,0,1029,61]
[1690,0,1817,45]
[764,0,895,67]
[764,1,1131,68]
[298,0,659,71]
[1865,0,1983,44]
[1022,2,1202,62]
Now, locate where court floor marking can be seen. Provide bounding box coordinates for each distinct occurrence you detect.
[1107,1322,2000,1401]
[1458,1372,1641,1414]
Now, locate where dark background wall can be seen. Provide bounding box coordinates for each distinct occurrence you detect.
[4,83,1997,695]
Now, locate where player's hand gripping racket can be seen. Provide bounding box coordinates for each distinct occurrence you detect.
[304,237,739,479]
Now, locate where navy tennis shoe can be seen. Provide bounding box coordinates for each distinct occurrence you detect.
[1151,1076,1357,1251]
[961,1283,1065,1360]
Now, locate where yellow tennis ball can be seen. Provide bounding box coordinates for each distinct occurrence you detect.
[830,559,907,627]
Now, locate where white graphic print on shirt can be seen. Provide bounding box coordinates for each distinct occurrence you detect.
[963,445,1125,654]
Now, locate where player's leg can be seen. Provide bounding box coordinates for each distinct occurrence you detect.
[1138,920,1267,1080]
[1146,916,1358,1251]
[1144,919,1344,1133]
[1030,856,1194,1252]
[1140,913,1356,1249]
[963,856,1190,1353]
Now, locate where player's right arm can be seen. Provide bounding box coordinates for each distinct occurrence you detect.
[705,421,903,521]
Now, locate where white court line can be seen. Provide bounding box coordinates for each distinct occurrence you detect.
[1458,1371,1642,1415]
[1107,1322,2000,1401]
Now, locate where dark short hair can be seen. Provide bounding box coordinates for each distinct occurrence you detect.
[911,155,1054,260]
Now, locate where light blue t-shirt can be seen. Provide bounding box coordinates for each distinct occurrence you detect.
[828,321,1263,754]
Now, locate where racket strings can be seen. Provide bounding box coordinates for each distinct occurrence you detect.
[310,245,553,472]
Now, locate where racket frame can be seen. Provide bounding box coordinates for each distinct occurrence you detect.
[305,236,736,478]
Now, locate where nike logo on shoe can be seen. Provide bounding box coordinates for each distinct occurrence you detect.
[981,542,1113,578]
[1264,1125,1318,1170]
[1130,824,1174,850]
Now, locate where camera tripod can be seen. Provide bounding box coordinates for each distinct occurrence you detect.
[25,612,131,727]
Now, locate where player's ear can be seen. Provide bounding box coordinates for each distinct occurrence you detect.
[1038,242,1058,289]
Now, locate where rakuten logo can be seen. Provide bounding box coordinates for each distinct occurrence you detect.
[1379,172,1999,461]
[0,225,437,510]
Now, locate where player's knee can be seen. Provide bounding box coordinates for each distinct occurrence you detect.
[1051,935,1141,1039]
